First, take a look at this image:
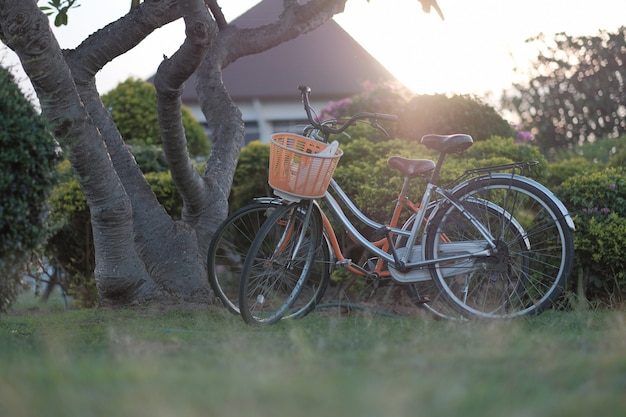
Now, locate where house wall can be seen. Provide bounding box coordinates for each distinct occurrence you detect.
[186,98,331,144]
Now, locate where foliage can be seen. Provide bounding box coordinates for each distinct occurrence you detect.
[505,27,626,154]
[0,65,59,313]
[320,83,514,144]
[145,170,183,218]
[45,166,94,307]
[546,135,626,188]
[229,141,273,210]
[39,0,80,26]
[397,94,515,142]
[101,78,210,157]
[461,136,549,183]
[128,143,169,173]
[558,168,626,304]
[320,81,412,120]
[546,157,603,189]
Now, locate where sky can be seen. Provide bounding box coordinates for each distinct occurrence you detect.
[2,0,626,99]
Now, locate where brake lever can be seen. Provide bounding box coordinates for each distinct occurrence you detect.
[371,119,391,139]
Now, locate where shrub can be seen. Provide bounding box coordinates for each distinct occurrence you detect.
[0,65,59,312]
[461,136,549,183]
[128,143,169,173]
[558,168,626,304]
[229,141,272,210]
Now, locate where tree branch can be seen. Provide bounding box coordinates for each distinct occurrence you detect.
[153,0,216,222]
[65,0,181,85]
[206,0,227,29]
[218,0,347,67]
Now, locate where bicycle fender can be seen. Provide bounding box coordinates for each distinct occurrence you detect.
[448,173,576,231]
[252,197,284,205]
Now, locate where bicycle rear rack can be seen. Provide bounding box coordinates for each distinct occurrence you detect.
[446,160,539,189]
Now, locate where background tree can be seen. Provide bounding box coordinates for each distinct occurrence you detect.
[322,82,515,143]
[397,94,515,142]
[504,27,626,155]
[0,64,59,312]
[0,0,443,307]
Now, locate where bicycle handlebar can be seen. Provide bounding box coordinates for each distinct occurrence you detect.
[298,85,397,137]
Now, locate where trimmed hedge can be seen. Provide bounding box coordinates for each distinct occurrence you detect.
[0,66,59,312]
[558,168,626,305]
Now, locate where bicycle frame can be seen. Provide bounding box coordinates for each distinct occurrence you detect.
[318,176,495,283]
[318,177,419,279]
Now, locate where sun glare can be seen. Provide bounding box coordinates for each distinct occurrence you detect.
[335,1,519,96]
[336,0,626,98]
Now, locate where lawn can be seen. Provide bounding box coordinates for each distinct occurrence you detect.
[1,292,625,417]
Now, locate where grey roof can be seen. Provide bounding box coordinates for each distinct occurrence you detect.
[180,0,397,102]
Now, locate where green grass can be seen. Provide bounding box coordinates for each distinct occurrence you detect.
[2,292,626,417]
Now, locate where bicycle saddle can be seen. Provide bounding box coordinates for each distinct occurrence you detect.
[421,134,473,154]
[388,156,435,179]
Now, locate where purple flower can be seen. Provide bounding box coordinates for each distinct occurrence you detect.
[610,183,616,190]
[515,130,533,142]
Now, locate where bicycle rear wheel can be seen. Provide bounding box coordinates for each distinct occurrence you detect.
[208,201,330,318]
[239,200,326,325]
[425,176,574,319]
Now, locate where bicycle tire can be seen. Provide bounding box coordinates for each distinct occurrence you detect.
[400,201,521,320]
[207,201,330,318]
[238,201,326,325]
[425,176,574,319]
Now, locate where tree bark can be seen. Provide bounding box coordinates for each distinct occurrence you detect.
[0,0,348,307]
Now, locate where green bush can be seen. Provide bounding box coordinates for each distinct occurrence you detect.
[128,143,169,173]
[101,78,210,156]
[320,84,514,144]
[558,168,626,304]
[397,94,515,142]
[0,65,59,312]
[145,171,183,219]
[46,165,94,307]
[546,157,603,190]
[461,136,549,183]
[229,141,272,210]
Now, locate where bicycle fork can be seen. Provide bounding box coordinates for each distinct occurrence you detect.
[270,200,315,270]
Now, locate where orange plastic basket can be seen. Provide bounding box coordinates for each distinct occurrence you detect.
[268,133,343,200]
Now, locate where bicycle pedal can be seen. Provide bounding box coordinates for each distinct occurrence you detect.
[411,295,431,305]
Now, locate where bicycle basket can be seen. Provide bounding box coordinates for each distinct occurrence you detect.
[268,133,343,200]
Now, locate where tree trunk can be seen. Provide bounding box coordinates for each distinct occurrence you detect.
[0,0,347,307]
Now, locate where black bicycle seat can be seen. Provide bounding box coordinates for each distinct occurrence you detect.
[421,134,473,154]
[388,156,436,179]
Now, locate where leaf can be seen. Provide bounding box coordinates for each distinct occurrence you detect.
[54,11,68,27]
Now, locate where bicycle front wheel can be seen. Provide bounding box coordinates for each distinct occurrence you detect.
[208,202,278,314]
[208,201,330,318]
[239,201,326,325]
[425,176,574,319]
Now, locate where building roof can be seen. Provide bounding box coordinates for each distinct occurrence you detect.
[180,0,397,103]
